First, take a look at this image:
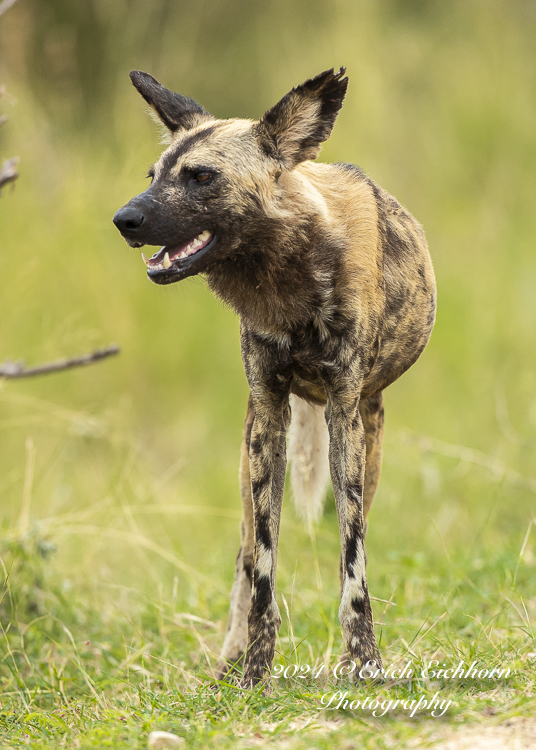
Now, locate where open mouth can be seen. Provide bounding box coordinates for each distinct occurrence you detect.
[142,230,216,283]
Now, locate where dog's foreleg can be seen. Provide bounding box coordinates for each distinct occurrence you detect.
[241,387,290,687]
[325,389,382,674]
[216,395,255,680]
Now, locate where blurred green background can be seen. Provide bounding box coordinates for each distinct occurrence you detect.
[0,0,535,631]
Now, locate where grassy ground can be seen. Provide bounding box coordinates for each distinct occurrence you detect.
[0,467,534,749]
[1,1,535,747]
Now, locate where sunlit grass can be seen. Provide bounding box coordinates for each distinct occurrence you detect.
[0,397,534,747]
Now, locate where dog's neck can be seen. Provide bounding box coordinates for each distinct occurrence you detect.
[205,217,341,334]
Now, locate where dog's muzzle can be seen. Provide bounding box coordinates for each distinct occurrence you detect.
[113,206,145,235]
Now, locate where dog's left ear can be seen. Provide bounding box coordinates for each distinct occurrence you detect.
[129,70,212,134]
[255,68,348,169]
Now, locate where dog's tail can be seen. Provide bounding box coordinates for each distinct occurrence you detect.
[287,394,331,530]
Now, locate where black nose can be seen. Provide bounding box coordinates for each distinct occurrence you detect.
[113,206,145,234]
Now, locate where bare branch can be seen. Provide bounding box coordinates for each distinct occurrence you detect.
[1,83,19,189]
[0,155,19,191]
[0,0,19,17]
[0,345,120,379]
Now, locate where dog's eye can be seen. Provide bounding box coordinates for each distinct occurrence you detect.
[195,172,212,183]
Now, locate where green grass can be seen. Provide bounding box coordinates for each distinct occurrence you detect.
[1,0,536,747]
[1,503,534,749]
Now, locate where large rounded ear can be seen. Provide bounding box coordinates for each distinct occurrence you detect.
[129,70,212,134]
[255,68,348,169]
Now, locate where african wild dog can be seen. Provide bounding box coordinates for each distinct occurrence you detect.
[113,68,436,686]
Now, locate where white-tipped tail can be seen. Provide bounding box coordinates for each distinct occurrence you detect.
[288,394,331,530]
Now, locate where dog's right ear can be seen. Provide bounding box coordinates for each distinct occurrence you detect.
[129,71,212,134]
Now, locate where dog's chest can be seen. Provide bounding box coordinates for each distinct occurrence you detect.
[248,317,360,404]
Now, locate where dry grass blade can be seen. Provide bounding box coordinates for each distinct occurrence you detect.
[402,430,536,492]
[55,523,221,588]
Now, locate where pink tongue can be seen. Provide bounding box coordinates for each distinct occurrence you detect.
[148,242,188,267]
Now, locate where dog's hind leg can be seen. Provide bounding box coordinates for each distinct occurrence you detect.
[339,393,384,592]
[359,392,384,524]
[215,395,254,680]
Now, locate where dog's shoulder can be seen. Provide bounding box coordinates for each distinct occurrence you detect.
[293,161,377,217]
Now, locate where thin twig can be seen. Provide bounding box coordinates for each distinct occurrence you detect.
[0,345,120,379]
[1,82,20,189]
[0,155,19,191]
[0,0,19,17]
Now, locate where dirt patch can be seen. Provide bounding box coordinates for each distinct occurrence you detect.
[427,718,536,749]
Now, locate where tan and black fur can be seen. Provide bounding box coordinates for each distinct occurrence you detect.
[114,68,436,686]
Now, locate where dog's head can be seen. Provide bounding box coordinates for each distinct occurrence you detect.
[113,68,348,285]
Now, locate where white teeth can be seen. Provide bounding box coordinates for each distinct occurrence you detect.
[147,231,212,269]
[186,232,211,255]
